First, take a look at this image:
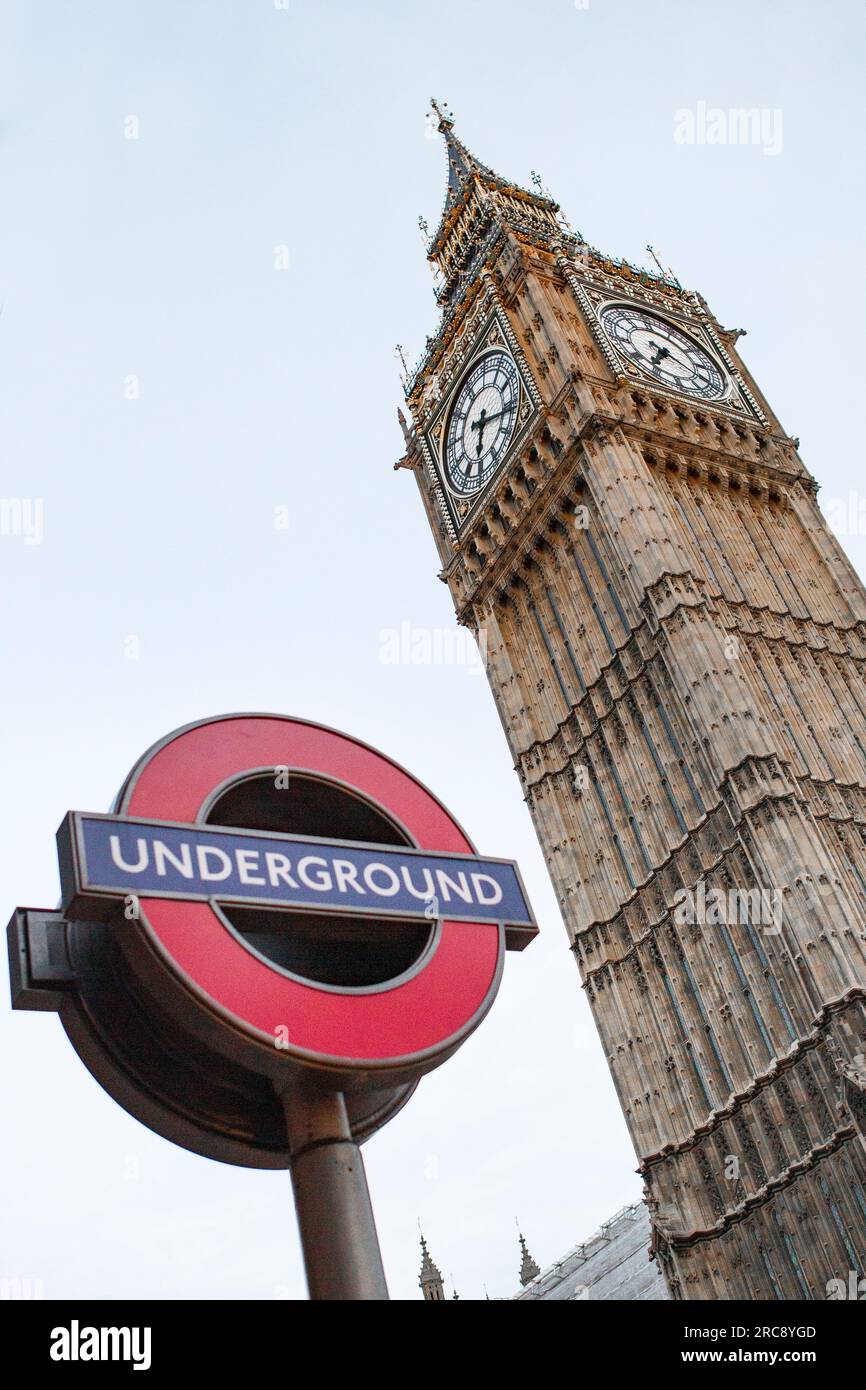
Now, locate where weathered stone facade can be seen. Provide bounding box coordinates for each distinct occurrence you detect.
[398,103,866,1299]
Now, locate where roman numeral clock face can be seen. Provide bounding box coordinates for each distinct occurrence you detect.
[443,351,520,496]
[600,304,728,402]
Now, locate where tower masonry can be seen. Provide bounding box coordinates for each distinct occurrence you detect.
[396,101,866,1299]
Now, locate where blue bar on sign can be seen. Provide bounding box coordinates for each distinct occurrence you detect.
[65,813,536,930]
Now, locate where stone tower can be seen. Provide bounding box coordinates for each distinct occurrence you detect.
[396,101,866,1300]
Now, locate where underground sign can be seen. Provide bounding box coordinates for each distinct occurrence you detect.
[8,714,537,1167]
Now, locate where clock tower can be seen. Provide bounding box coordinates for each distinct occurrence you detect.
[397,101,866,1300]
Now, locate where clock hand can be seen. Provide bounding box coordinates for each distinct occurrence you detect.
[471,407,488,456]
[470,407,510,430]
[648,340,671,367]
[475,407,510,426]
[470,404,513,456]
[469,407,488,434]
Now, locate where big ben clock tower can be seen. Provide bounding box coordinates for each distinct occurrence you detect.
[396,100,866,1300]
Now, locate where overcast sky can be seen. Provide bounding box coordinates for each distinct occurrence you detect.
[2,0,865,1301]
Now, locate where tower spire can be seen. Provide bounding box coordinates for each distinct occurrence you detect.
[517,1227,541,1287]
[428,97,499,220]
[418,1229,445,1301]
[424,100,563,308]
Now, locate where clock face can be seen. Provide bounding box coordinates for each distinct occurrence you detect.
[443,351,520,495]
[600,304,728,401]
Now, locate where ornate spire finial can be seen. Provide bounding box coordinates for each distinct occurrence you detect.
[646,244,680,285]
[516,1222,541,1287]
[396,406,414,451]
[418,1227,445,1301]
[430,96,454,131]
[394,343,410,389]
[645,244,665,276]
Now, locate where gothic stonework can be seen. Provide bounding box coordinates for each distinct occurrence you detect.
[398,102,866,1300]
[418,1233,446,1301]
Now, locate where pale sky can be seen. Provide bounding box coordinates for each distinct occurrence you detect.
[2,0,865,1300]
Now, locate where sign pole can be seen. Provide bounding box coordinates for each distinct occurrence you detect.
[281,1086,390,1301]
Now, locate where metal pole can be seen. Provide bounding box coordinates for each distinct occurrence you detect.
[281,1086,390,1300]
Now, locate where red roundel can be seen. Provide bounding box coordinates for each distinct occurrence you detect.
[119,715,503,1074]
